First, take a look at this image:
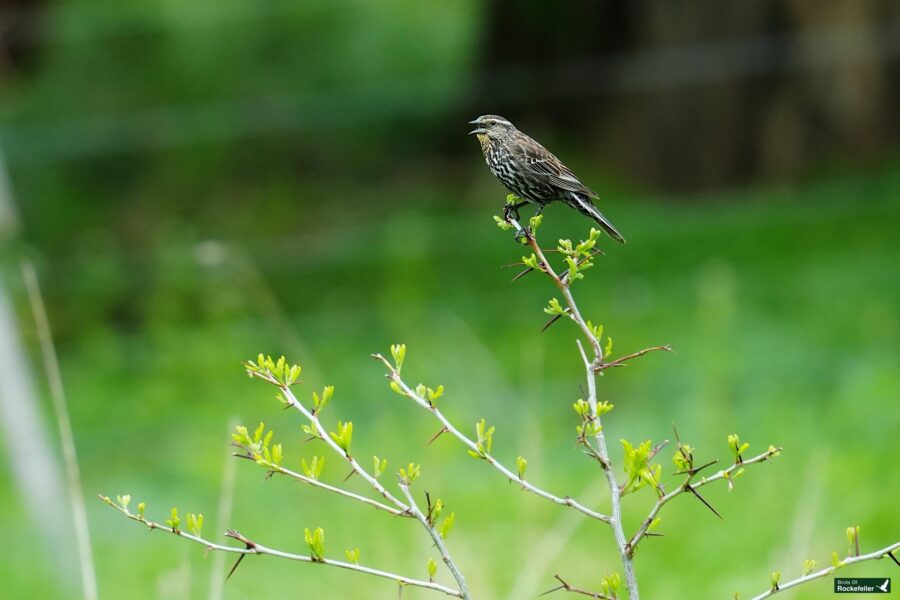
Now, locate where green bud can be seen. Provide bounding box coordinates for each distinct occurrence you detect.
[494,215,514,231]
[801,559,816,576]
[438,513,455,539]
[426,385,444,405]
[427,557,438,579]
[390,344,406,371]
[304,527,325,561]
[165,507,180,530]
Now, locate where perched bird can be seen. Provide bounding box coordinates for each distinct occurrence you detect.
[469,115,625,243]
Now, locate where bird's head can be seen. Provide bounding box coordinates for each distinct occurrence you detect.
[469,115,516,144]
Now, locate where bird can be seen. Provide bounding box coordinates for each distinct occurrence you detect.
[469,115,626,243]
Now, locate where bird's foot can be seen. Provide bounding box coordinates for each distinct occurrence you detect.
[503,203,521,223]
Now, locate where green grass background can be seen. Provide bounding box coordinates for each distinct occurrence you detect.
[2,166,898,599]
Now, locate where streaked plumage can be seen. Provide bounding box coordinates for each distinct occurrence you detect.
[469,115,626,243]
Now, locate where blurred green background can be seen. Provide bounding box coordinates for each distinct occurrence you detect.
[1,1,898,598]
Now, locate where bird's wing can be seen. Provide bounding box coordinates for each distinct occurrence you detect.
[511,136,599,198]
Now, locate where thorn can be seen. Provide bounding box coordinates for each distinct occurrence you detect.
[511,267,534,282]
[687,459,719,476]
[687,485,722,519]
[426,426,448,446]
[226,553,246,581]
[887,551,900,567]
[342,469,357,483]
[539,584,566,597]
[541,312,567,333]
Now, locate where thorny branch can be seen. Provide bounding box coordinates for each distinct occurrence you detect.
[627,446,782,556]
[523,224,648,599]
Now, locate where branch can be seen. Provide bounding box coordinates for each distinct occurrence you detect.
[373,354,611,524]
[747,541,900,600]
[597,345,672,371]
[100,496,462,597]
[398,482,471,600]
[240,456,408,517]
[262,375,411,512]
[523,224,640,598]
[541,574,614,599]
[627,447,782,555]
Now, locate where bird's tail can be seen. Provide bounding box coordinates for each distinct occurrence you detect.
[568,193,626,244]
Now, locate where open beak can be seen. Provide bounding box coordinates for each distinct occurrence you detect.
[468,118,486,135]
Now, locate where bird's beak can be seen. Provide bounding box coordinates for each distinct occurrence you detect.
[469,127,487,135]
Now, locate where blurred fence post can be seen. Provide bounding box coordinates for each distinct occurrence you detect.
[0,144,80,593]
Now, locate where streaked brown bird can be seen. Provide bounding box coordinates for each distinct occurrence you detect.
[469,115,626,243]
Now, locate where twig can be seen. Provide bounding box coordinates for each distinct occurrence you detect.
[398,483,471,600]
[259,460,408,517]
[597,345,672,371]
[541,574,613,599]
[101,498,462,597]
[746,541,900,600]
[373,354,611,524]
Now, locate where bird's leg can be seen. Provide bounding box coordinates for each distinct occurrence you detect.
[504,200,530,242]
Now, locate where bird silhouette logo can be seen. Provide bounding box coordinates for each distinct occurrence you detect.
[877,578,890,592]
